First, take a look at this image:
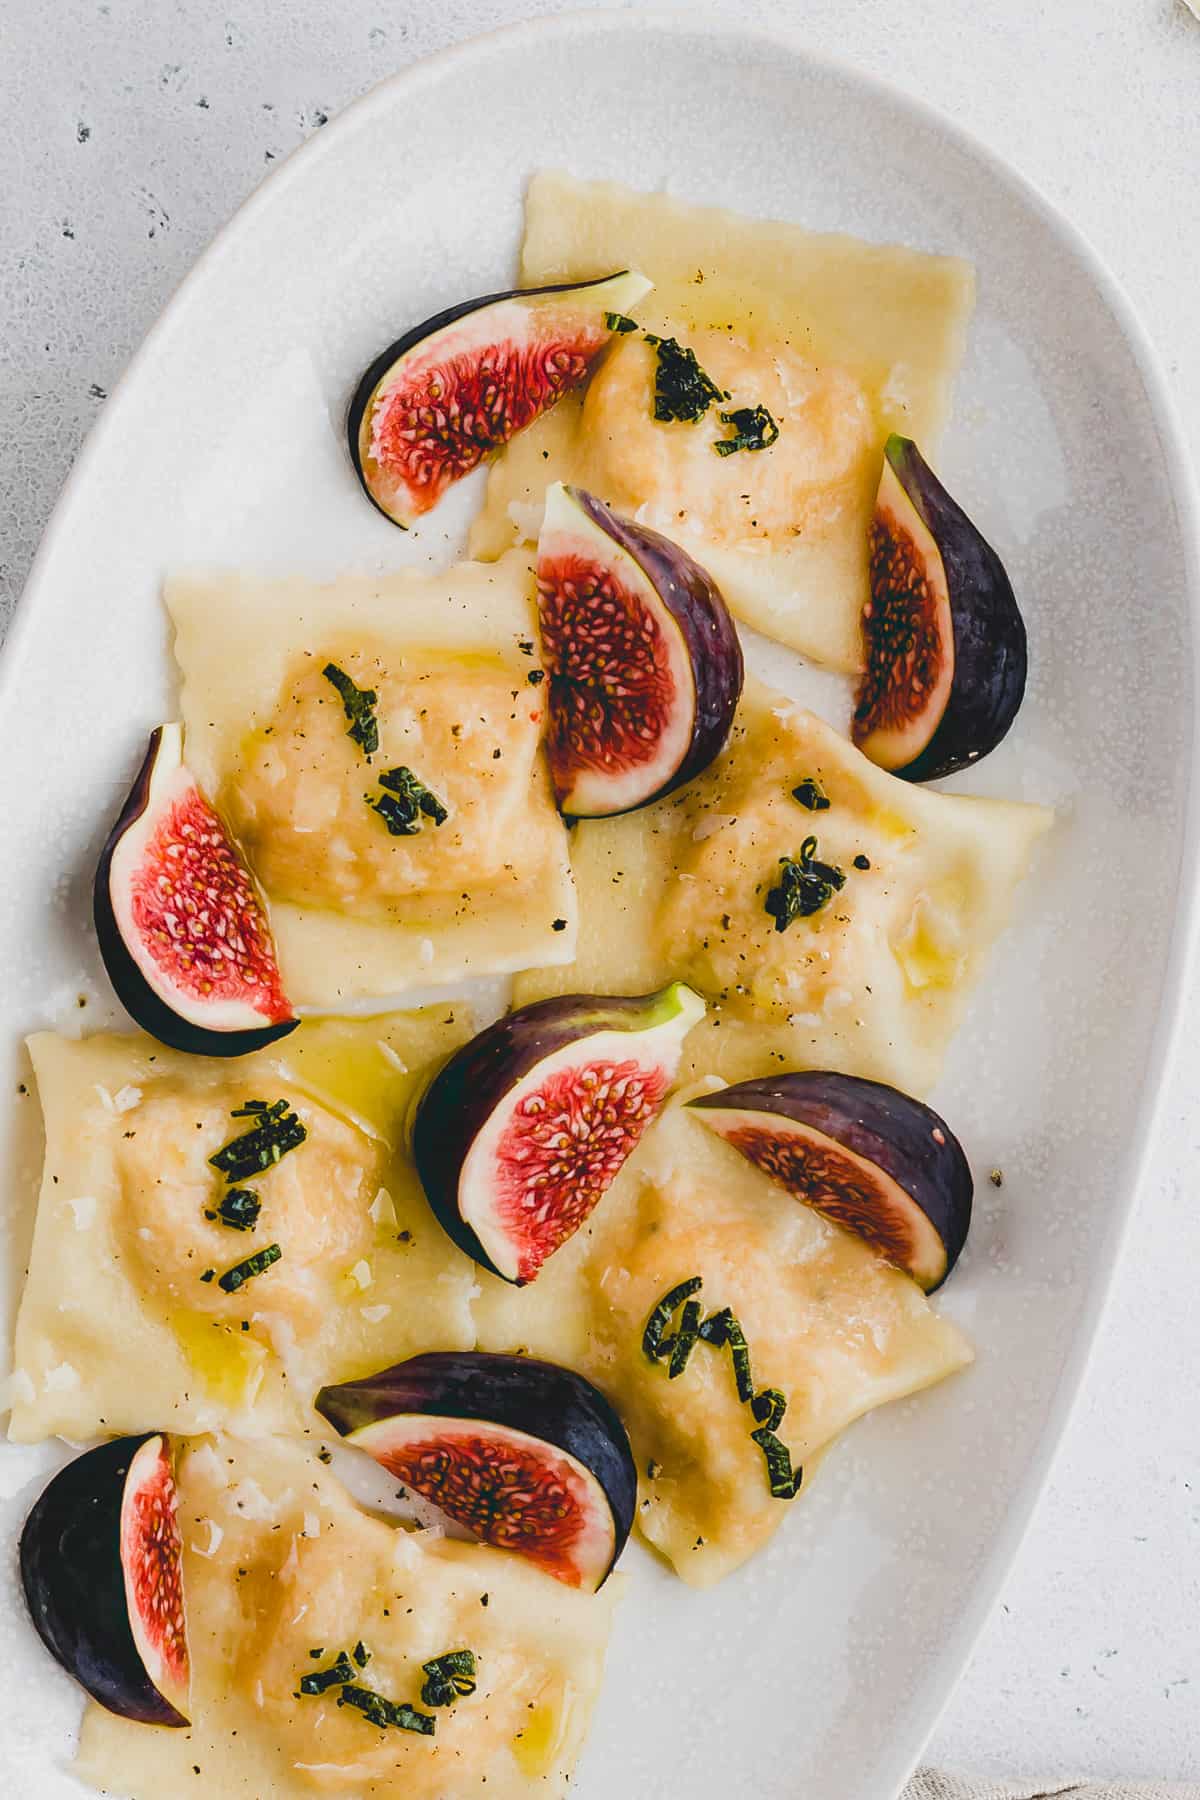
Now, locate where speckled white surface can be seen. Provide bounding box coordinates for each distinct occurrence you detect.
[1,1,1199,1792]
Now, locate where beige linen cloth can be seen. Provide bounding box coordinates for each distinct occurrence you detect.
[906,1776,1200,1799]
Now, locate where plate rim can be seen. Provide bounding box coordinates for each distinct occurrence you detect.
[3,11,1200,1796]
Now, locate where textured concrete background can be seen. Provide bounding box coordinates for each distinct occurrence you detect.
[2,0,1199,1784]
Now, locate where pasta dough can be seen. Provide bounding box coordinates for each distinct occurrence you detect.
[473,1096,972,1586]
[168,553,576,1006]
[76,1434,619,1799]
[513,680,1052,1096]
[9,1013,479,1443]
[471,172,975,670]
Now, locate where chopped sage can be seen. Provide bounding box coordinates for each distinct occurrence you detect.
[764,835,846,932]
[791,777,830,812]
[751,1387,787,1433]
[338,1684,436,1735]
[666,1298,703,1380]
[217,1243,282,1294]
[420,1673,458,1709]
[420,1648,477,1708]
[368,765,448,837]
[728,1331,754,1406]
[210,1099,307,1182]
[206,1187,262,1232]
[322,662,379,757]
[644,1284,803,1502]
[297,1642,452,1735]
[698,1307,755,1403]
[713,403,780,457]
[643,1276,703,1361]
[696,1306,727,1345]
[299,1651,355,1696]
[644,333,726,424]
[604,311,639,334]
[750,1426,803,1500]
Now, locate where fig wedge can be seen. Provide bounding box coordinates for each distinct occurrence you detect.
[853,435,1027,781]
[94,724,297,1057]
[689,1070,972,1291]
[349,271,652,526]
[412,982,705,1283]
[20,1434,190,1726]
[537,482,744,817]
[316,1351,636,1590]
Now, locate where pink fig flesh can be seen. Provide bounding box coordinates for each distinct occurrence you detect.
[536,483,743,818]
[20,1433,190,1727]
[349,272,652,527]
[95,724,297,1056]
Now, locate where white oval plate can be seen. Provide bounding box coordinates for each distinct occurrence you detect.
[1,13,1197,1800]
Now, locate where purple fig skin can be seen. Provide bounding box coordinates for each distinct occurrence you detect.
[411,985,696,1281]
[315,1350,637,1586]
[689,1070,972,1291]
[559,486,744,814]
[347,274,644,528]
[19,1435,189,1728]
[94,729,299,1059]
[866,436,1027,783]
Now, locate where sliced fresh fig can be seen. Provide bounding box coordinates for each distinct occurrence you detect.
[853,435,1027,781]
[316,1351,637,1589]
[94,724,298,1057]
[349,271,652,527]
[688,1071,972,1291]
[20,1433,190,1726]
[537,482,744,817]
[412,981,705,1283]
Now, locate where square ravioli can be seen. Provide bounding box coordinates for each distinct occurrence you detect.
[470,1097,972,1587]
[9,1013,479,1443]
[77,1435,619,1800]
[167,551,576,1007]
[513,681,1051,1096]
[471,172,975,671]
